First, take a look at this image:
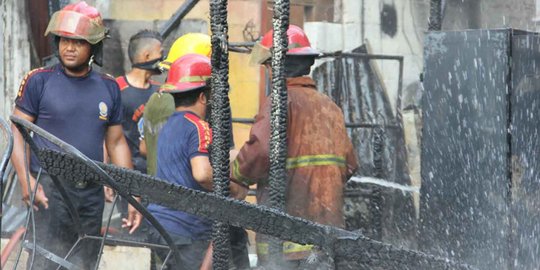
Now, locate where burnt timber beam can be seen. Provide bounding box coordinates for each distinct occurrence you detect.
[38,149,474,270]
[11,116,476,269]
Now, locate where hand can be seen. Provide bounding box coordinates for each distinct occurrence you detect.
[21,176,49,211]
[122,201,142,234]
[230,182,249,200]
[104,186,115,202]
[229,149,239,161]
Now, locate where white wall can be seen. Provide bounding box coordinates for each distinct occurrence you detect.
[306,0,538,113]
[1,0,32,120]
[305,0,428,114]
[534,0,540,27]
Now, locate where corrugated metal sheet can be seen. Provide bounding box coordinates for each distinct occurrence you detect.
[312,45,415,246]
[312,45,409,185]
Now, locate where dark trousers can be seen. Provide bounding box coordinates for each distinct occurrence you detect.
[229,226,250,270]
[146,224,249,270]
[28,173,104,270]
[146,225,210,270]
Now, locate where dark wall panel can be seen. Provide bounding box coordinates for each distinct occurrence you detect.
[422,28,540,270]
[510,32,540,270]
[421,29,512,269]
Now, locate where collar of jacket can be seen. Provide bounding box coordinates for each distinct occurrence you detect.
[286,76,316,89]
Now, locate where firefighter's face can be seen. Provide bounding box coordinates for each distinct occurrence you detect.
[58,37,92,70]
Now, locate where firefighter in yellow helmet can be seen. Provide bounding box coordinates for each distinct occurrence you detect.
[142,34,250,269]
[159,33,211,70]
[142,33,212,176]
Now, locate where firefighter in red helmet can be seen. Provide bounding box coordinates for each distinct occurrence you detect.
[44,0,108,66]
[144,54,247,269]
[250,24,320,65]
[11,2,138,269]
[232,25,359,269]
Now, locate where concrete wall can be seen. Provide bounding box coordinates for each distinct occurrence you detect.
[305,0,537,114]
[1,0,32,120]
[306,0,429,114]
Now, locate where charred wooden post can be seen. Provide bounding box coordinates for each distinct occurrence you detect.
[209,0,233,267]
[268,0,291,264]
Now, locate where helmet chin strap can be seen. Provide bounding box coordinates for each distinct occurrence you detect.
[88,55,95,66]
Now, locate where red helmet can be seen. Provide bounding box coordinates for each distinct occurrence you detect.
[44,1,107,44]
[251,25,319,64]
[160,54,211,93]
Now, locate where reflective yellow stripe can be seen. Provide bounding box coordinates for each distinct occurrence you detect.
[178,75,211,83]
[283,242,314,253]
[257,242,314,255]
[256,243,268,255]
[232,159,254,186]
[160,84,178,91]
[286,154,346,169]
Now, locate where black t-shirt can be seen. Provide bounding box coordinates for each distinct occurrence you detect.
[116,76,159,173]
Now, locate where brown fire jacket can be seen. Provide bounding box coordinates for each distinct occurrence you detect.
[231,76,358,258]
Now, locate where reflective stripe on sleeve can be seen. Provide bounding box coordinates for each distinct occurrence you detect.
[232,159,255,186]
[286,154,346,169]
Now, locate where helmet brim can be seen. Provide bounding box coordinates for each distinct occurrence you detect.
[288,47,320,56]
[250,44,320,66]
[44,10,106,45]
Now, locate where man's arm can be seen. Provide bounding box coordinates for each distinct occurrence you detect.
[11,108,49,210]
[105,125,132,168]
[105,124,141,233]
[230,98,271,187]
[191,155,248,200]
[191,155,213,190]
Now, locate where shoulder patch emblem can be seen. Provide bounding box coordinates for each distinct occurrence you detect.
[184,113,212,153]
[17,68,46,99]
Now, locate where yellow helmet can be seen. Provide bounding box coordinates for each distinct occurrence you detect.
[160,33,211,70]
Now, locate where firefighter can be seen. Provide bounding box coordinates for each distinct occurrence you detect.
[142,33,211,176]
[117,29,163,175]
[231,25,359,269]
[159,33,212,70]
[10,2,140,269]
[108,29,164,237]
[145,54,247,269]
[143,33,249,269]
